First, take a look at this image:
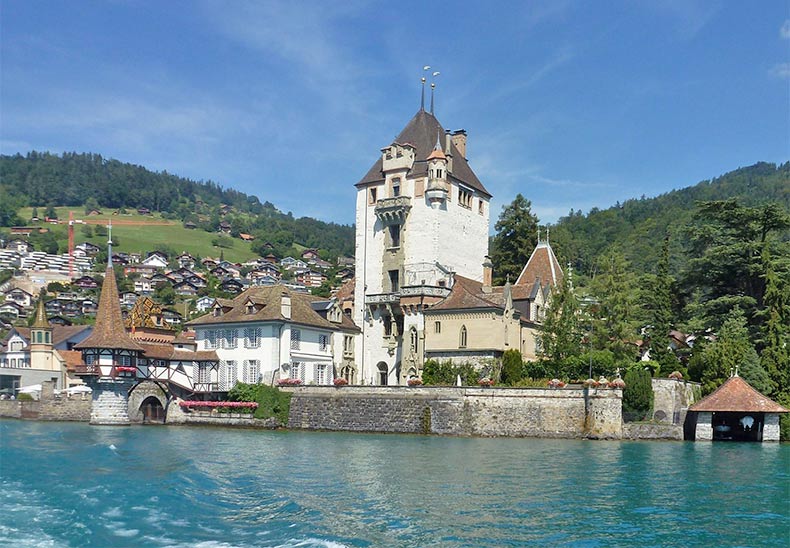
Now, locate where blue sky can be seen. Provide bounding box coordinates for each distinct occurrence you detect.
[1,1,788,228]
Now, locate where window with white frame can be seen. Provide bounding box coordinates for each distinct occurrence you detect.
[245,327,261,348]
[315,363,327,385]
[194,362,211,384]
[290,361,305,381]
[224,329,237,349]
[205,330,218,349]
[118,355,132,366]
[290,329,301,350]
[244,360,260,383]
[319,334,329,352]
[219,360,237,391]
[85,354,95,365]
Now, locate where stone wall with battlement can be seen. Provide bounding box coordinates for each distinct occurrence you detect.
[287,385,623,439]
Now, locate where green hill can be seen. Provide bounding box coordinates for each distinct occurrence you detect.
[0,151,355,260]
[548,162,790,278]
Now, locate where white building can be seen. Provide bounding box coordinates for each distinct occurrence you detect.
[353,103,491,385]
[186,285,358,388]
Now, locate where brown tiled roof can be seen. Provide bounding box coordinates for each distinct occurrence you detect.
[186,285,359,332]
[515,242,563,287]
[357,109,490,197]
[690,376,789,413]
[335,277,355,301]
[4,325,91,350]
[75,266,144,351]
[427,275,503,312]
[57,350,85,372]
[138,342,218,362]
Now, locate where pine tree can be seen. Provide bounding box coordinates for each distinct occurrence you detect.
[623,368,654,420]
[490,194,539,285]
[646,235,678,370]
[759,248,790,397]
[537,272,582,374]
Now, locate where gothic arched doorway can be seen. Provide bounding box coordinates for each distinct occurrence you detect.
[140,396,165,423]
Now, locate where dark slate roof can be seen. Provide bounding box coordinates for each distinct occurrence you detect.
[75,266,144,351]
[356,109,490,197]
[689,376,789,413]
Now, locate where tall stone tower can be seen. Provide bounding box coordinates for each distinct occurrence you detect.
[353,101,491,385]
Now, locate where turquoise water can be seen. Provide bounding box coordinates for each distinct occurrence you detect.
[1,420,788,547]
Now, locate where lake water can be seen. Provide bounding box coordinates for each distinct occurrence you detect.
[1,420,788,547]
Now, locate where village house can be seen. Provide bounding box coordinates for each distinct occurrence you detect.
[186,285,359,387]
[4,287,34,309]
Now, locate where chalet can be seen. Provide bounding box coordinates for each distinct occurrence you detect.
[250,273,279,287]
[5,238,31,253]
[133,278,154,295]
[124,263,159,277]
[194,296,216,313]
[281,257,307,270]
[176,252,196,269]
[336,267,354,280]
[219,279,244,294]
[4,288,34,308]
[161,308,183,327]
[186,275,206,288]
[86,208,102,216]
[61,301,81,317]
[0,302,25,320]
[137,207,152,215]
[45,300,62,315]
[173,280,199,296]
[689,373,789,442]
[301,249,320,261]
[211,266,230,278]
[264,253,278,264]
[75,242,101,256]
[149,273,171,288]
[73,276,99,289]
[81,299,98,315]
[141,252,168,269]
[111,254,129,266]
[202,258,219,270]
[337,256,355,267]
[120,291,139,308]
[308,257,333,270]
[184,221,197,229]
[219,221,232,234]
[48,315,72,326]
[239,233,255,241]
[295,270,327,288]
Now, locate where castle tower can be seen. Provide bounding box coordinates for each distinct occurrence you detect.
[353,98,491,385]
[74,265,144,425]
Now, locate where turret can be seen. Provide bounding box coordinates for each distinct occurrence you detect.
[425,134,449,209]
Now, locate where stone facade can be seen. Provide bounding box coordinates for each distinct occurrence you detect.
[651,378,699,424]
[88,377,135,425]
[287,385,623,439]
[0,381,90,421]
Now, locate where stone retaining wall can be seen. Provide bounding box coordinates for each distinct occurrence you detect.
[287,385,623,439]
[0,382,90,422]
[622,422,684,440]
[166,401,279,428]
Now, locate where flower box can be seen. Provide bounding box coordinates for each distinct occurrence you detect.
[277,378,303,386]
[478,378,494,387]
[333,378,349,386]
[407,378,423,386]
[548,379,566,388]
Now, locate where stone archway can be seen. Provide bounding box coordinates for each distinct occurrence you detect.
[128,380,169,424]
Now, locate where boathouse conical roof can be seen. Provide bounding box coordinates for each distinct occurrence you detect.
[75,265,143,351]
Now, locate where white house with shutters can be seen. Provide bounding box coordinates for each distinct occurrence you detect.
[186,285,359,389]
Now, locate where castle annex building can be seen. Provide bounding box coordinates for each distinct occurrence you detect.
[353,104,492,385]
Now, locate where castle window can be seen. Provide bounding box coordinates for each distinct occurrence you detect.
[478,200,484,215]
[437,169,443,179]
[434,321,441,334]
[388,270,399,292]
[388,224,401,248]
[343,335,353,355]
[383,315,392,337]
[392,178,401,197]
[410,327,418,353]
[369,187,378,204]
[459,325,468,348]
[459,188,472,209]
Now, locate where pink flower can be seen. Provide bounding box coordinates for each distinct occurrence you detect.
[333,378,349,386]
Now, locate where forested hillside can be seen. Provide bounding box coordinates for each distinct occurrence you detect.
[0,152,355,259]
[548,162,790,278]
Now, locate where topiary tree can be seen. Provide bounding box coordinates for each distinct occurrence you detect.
[622,368,654,421]
[500,349,523,385]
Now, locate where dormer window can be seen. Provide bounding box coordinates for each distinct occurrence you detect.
[213,306,222,317]
[246,303,255,315]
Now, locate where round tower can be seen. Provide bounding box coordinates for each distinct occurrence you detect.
[425,134,448,208]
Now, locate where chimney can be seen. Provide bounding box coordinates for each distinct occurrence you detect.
[281,291,291,320]
[482,256,493,293]
[451,129,467,158]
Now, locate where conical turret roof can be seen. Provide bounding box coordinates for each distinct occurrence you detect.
[75,265,143,351]
[31,291,49,329]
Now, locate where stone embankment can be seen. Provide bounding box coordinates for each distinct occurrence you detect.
[287,385,624,439]
[0,382,90,421]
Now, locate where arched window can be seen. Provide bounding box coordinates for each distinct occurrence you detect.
[377,362,388,386]
[459,325,468,348]
[410,327,418,353]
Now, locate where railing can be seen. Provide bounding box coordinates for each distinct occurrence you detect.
[73,365,98,376]
[374,196,411,224]
[365,293,401,305]
[399,285,451,298]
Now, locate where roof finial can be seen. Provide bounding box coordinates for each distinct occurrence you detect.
[430,70,440,115]
[546,226,550,244]
[537,226,541,244]
[421,66,430,111]
[107,220,113,268]
[734,365,739,377]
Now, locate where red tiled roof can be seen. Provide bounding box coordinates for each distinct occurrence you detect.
[57,350,85,372]
[515,242,563,287]
[427,275,503,312]
[689,376,789,413]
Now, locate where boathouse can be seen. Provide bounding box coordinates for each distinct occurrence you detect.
[689,374,788,442]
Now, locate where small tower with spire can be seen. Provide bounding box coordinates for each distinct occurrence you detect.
[28,290,61,383]
[425,133,449,208]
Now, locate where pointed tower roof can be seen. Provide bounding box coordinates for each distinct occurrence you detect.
[426,132,447,161]
[31,291,49,329]
[356,109,490,196]
[515,239,564,288]
[75,265,143,351]
[689,375,789,413]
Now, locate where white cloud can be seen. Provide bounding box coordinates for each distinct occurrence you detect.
[781,20,790,39]
[770,63,790,79]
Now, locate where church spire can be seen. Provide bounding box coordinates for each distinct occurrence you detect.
[32,290,49,329]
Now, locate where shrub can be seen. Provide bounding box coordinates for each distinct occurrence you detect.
[422,359,479,386]
[500,349,524,385]
[227,383,292,425]
[622,368,654,421]
[17,393,34,402]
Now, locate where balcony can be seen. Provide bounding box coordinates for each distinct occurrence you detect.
[374,196,411,225]
[365,293,401,305]
[399,286,451,299]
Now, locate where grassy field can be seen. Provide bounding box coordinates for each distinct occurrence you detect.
[16,207,257,262]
